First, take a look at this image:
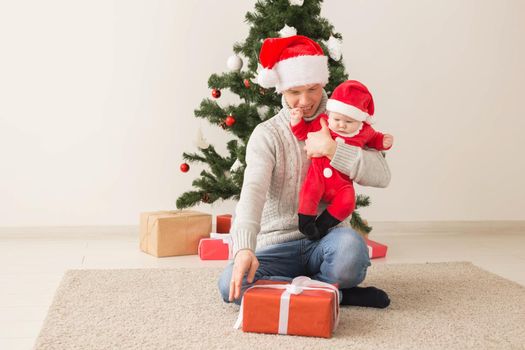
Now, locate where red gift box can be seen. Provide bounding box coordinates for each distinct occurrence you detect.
[366,238,388,259]
[216,214,232,233]
[198,236,231,260]
[234,277,339,338]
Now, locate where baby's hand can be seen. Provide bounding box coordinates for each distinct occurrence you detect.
[383,134,394,149]
[290,108,304,126]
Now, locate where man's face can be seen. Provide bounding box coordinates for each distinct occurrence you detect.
[327,111,362,135]
[282,84,324,118]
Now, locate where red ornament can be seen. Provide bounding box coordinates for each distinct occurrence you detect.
[225,115,236,127]
[211,88,221,98]
[180,163,190,172]
[243,79,251,88]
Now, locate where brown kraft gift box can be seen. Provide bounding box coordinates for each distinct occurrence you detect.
[140,210,212,257]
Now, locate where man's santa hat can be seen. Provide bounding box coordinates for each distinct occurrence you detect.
[257,35,329,93]
[326,80,375,124]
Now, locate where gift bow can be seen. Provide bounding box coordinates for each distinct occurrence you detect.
[233,276,340,335]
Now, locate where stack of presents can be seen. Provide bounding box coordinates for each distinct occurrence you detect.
[139,210,233,259]
[139,210,388,337]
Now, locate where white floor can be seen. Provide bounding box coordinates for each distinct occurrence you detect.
[1,222,524,350]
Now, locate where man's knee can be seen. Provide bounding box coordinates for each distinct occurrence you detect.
[323,228,370,288]
[334,263,368,288]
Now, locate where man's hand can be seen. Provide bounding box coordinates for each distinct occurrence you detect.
[229,249,259,302]
[290,108,304,126]
[383,134,394,149]
[304,118,337,159]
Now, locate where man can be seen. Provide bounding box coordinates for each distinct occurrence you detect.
[218,35,391,308]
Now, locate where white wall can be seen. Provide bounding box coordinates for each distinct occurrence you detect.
[1,0,524,226]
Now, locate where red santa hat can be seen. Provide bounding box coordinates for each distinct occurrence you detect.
[326,80,375,124]
[257,35,329,93]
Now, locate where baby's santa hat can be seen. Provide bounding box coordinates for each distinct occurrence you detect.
[257,35,329,93]
[326,80,375,124]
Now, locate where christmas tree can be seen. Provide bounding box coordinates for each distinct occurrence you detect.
[176,0,373,234]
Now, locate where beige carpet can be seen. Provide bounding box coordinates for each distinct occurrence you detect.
[34,262,525,350]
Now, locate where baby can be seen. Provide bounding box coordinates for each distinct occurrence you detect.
[290,80,393,240]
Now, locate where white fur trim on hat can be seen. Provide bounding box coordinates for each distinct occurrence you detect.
[257,68,279,89]
[326,99,370,122]
[274,55,329,93]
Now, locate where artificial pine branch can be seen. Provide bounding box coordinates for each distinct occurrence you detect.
[182,145,234,178]
[350,210,373,235]
[194,99,226,124]
[355,194,371,209]
[182,152,206,164]
[176,191,203,209]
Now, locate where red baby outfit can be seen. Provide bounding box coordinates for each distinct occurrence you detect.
[291,114,389,221]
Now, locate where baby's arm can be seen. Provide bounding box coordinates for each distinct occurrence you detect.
[290,108,303,126]
[366,128,394,151]
[290,108,321,141]
[383,134,394,149]
[290,109,308,140]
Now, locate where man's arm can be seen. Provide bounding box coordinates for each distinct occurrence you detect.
[231,124,275,254]
[331,144,391,188]
[229,123,275,301]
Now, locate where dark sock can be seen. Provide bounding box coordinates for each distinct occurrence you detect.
[315,210,341,238]
[341,286,390,308]
[298,214,321,240]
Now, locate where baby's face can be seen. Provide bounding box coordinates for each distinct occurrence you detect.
[327,112,362,135]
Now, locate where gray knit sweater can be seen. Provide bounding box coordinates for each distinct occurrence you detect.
[231,91,391,255]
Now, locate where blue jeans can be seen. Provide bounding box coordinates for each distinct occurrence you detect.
[218,227,371,305]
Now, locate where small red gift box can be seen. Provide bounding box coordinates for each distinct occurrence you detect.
[234,277,339,338]
[366,238,388,259]
[198,235,232,260]
[216,214,232,233]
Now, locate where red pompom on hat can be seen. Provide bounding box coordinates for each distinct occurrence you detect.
[326,80,375,124]
[257,35,329,93]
